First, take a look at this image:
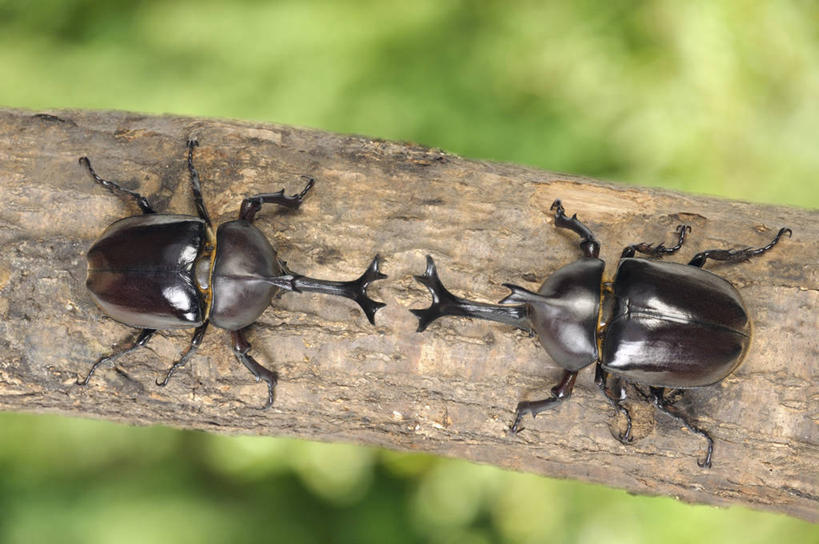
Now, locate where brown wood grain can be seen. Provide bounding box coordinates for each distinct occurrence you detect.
[0,108,816,521]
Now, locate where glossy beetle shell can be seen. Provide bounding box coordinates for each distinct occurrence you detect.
[86,214,207,329]
[78,141,386,411]
[209,220,284,331]
[410,197,789,467]
[601,258,750,388]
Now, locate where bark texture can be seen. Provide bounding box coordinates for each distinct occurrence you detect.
[0,108,816,521]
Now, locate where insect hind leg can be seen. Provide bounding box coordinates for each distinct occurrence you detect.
[80,157,155,214]
[688,228,791,268]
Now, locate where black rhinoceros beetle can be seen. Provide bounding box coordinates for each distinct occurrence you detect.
[78,140,386,407]
[411,199,790,467]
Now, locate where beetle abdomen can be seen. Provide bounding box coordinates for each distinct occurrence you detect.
[209,220,284,331]
[601,259,750,387]
[86,215,207,329]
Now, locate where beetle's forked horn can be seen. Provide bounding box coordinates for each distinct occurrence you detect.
[499,284,542,305]
[411,256,531,332]
[410,255,461,332]
[290,255,387,325]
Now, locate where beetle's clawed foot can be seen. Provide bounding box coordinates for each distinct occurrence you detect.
[246,370,278,410]
[550,199,578,223]
[617,433,633,445]
[616,424,633,444]
[259,371,278,410]
[296,175,316,201]
[75,367,99,386]
[229,330,279,410]
[274,175,315,209]
[76,361,105,386]
[508,399,556,435]
[693,428,715,469]
[238,175,316,220]
[508,420,524,435]
[508,390,570,435]
[688,226,793,268]
[508,402,533,434]
[611,407,634,444]
[156,359,185,387]
[650,387,714,469]
[77,329,157,388]
[156,364,185,388]
[622,224,692,259]
[249,369,278,410]
[697,447,713,469]
[614,396,634,443]
[663,389,685,405]
[187,138,199,149]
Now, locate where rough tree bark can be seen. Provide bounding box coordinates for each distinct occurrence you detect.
[0,108,816,521]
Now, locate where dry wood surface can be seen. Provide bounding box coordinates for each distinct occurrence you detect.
[0,108,816,521]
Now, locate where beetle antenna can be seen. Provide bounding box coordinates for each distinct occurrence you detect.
[411,256,531,332]
[289,255,387,325]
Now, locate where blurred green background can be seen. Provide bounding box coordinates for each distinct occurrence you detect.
[0,1,817,543]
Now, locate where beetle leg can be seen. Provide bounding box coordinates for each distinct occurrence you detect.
[185,140,213,226]
[509,370,577,434]
[231,329,278,409]
[650,387,714,468]
[550,200,600,258]
[663,388,685,405]
[594,364,633,443]
[156,322,210,387]
[633,385,683,406]
[77,328,156,385]
[239,176,315,222]
[289,255,387,325]
[688,227,792,268]
[631,384,651,401]
[411,256,532,333]
[621,224,691,259]
[79,156,156,214]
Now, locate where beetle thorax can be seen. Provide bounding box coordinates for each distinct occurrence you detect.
[208,220,285,331]
[528,258,605,372]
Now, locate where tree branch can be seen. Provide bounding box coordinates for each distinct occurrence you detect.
[0,108,816,521]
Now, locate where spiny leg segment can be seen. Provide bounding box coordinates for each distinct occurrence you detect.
[689,228,792,268]
[79,156,155,214]
[77,328,156,385]
[621,224,691,259]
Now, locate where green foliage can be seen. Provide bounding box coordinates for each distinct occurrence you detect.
[0,414,815,544]
[0,1,816,542]
[0,0,816,206]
